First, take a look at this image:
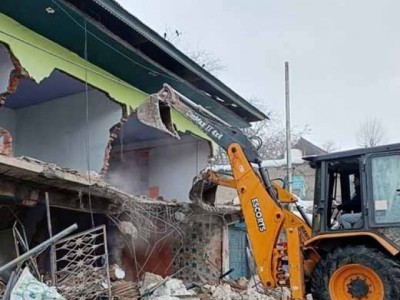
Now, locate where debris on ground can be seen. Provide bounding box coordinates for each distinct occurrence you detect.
[0,219,290,300]
[108,264,139,299]
[111,280,139,299]
[10,267,65,300]
[136,272,290,300]
[110,264,126,281]
[204,283,288,300]
[201,275,291,300]
[140,272,196,299]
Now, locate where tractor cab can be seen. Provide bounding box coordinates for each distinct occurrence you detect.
[305,143,400,242]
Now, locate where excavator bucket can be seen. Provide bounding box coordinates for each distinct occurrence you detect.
[136,93,180,139]
[189,175,218,206]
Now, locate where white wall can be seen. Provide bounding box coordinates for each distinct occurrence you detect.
[108,135,211,202]
[148,136,210,202]
[0,107,16,137]
[15,90,122,172]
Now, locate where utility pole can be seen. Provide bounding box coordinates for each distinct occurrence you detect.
[285,62,292,192]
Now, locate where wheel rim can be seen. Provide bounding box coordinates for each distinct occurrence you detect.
[329,263,384,300]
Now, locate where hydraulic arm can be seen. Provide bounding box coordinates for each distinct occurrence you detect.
[138,84,315,299]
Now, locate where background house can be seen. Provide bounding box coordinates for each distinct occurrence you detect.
[266,137,327,201]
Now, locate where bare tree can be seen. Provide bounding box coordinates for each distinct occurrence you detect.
[163,26,226,74]
[246,111,310,160]
[322,140,340,153]
[356,117,387,148]
[187,49,226,73]
[214,100,311,164]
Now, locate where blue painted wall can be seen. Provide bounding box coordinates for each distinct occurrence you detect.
[228,223,250,279]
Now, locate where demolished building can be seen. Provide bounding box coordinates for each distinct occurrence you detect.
[0,0,267,298]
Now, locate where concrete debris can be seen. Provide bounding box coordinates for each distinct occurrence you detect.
[108,264,138,299]
[85,170,102,179]
[140,272,164,292]
[118,221,139,239]
[204,283,287,300]
[11,267,65,300]
[246,276,291,300]
[138,272,290,300]
[109,264,126,281]
[140,272,195,299]
[204,284,237,299]
[174,211,186,222]
[0,155,181,213]
[201,275,291,300]
[235,277,248,289]
[151,278,195,297]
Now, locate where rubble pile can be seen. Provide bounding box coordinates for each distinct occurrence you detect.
[204,276,290,300]
[10,268,65,300]
[140,272,196,299]
[0,215,290,300]
[0,240,290,300]
[136,272,290,300]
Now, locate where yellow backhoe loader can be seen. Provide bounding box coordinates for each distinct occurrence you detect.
[139,84,400,300]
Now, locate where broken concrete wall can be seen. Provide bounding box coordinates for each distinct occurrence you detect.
[0,21,215,179]
[0,14,217,185]
[0,13,211,144]
[0,147,237,298]
[14,90,122,172]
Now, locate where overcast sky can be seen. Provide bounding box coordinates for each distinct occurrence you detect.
[118,0,400,150]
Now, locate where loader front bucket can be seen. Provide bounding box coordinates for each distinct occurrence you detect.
[136,94,180,139]
[189,175,218,206]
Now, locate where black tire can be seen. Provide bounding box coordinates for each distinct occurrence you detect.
[310,245,400,299]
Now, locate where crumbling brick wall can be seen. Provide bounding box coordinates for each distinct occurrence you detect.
[0,128,12,156]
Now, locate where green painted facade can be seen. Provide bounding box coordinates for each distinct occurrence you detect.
[0,13,211,144]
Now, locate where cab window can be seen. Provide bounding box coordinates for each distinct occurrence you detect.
[371,154,400,224]
[326,158,361,230]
